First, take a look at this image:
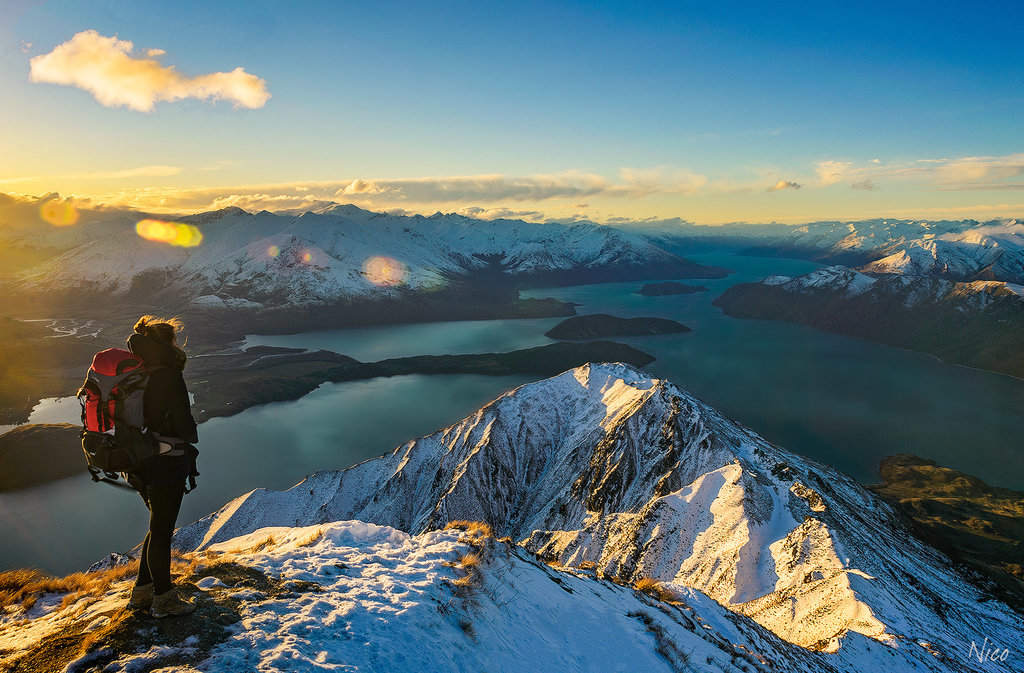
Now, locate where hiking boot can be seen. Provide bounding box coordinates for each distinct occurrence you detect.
[128,582,153,610]
[151,588,196,618]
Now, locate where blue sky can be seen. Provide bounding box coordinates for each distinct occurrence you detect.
[2,0,1022,223]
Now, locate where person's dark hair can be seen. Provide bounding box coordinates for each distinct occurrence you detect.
[134,315,184,344]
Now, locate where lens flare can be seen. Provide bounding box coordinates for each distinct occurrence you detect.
[135,219,203,248]
[363,255,407,287]
[302,251,313,263]
[40,201,79,226]
[267,245,280,257]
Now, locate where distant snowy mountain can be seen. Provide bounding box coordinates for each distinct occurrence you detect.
[173,363,1023,670]
[714,266,1024,378]
[7,204,726,307]
[731,218,1024,284]
[768,218,978,253]
[753,264,1024,307]
[860,222,1024,283]
[760,265,881,296]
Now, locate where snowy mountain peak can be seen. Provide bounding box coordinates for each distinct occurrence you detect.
[179,206,250,225]
[174,363,1024,669]
[767,265,878,296]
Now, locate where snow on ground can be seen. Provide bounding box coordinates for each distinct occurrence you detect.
[5,512,1021,670]
[5,520,854,673]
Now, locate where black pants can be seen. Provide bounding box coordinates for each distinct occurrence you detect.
[136,483,185,594]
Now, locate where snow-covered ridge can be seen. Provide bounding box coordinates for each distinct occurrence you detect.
[757,265,1024,311]
[767,218,1006,253]
[8,204,716,305]
[6,519,915,673]
[173,363,1023,671]
[736,218,1024,284]
[769,265,878,296]
[860,222,1024,283]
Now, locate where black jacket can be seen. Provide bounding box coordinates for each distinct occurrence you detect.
[126,333,198,444]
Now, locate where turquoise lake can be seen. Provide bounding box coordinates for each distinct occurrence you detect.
[2,250,1022,573]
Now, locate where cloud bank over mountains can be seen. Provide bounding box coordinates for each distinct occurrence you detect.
[46,152,1018,219]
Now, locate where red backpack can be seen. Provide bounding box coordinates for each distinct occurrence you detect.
[77,349,159,484]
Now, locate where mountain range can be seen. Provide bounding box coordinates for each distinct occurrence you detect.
[1,202,727,309]
[725,218,1024,284]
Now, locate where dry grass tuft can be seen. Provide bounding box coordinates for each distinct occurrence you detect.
[456,552,482,571]
[248,535,278,553]
[450,552,485,598]
[170,555,200,579]
[444,520,493,539]
[295,527,325,548]
[634,577,679,604]
[0,562,140,613]
[444,521,494,562]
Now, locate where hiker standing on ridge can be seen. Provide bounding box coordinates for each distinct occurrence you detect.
[125,315,199,618]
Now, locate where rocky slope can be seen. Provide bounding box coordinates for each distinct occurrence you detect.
[869,454,1024,601]
[172,363,1023,670]
[713,265,1024,378]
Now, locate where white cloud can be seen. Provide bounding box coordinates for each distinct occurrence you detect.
[815,160,852,186]
[614,166,707,195]
[851,179,879,191]
[814,153,1024,191]
[932,154,1024,185]
[454,206,544,220]
[29,30,270,112]
[767,180,801,192]
[84,168,716,213]
[337,172,610,202]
